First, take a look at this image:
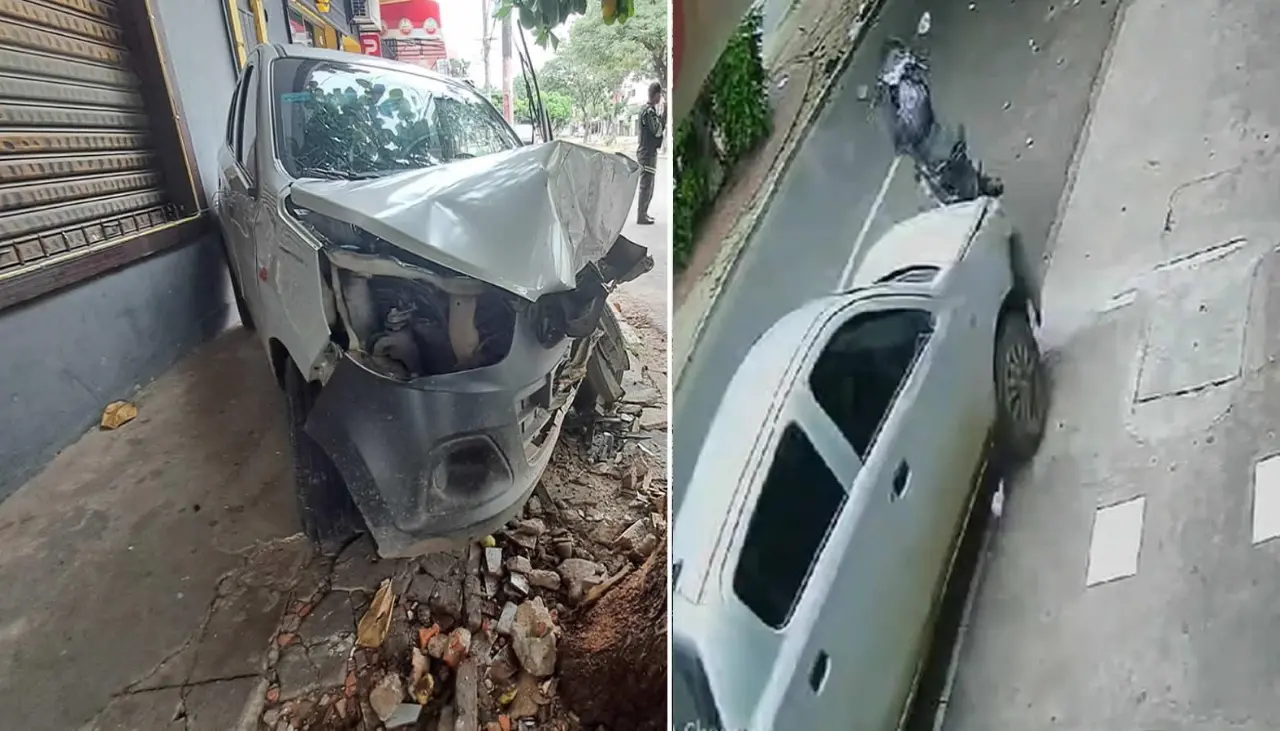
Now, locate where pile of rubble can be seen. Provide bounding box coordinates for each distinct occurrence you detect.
[255,306,668,730]
[257,427,665,730]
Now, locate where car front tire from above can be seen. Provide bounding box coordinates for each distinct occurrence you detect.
[993,307,1048,465]
[284,363,363,554]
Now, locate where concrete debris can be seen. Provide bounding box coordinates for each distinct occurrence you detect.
[527,569,561,591]
[484,547,503,576]
[384,703,422,728]
[369,673,405,722]
[497,602,519,636]
[507,572,531,598]
[556,558,607,604]
[455,658,481,731]
[444,627,472,669]
[505,555,533,574]
[510,598,558,678]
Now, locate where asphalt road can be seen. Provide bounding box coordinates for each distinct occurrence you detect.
[671,0,1123,512]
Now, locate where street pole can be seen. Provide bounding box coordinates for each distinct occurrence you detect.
[501,9,513,123]
[480,0,492,89]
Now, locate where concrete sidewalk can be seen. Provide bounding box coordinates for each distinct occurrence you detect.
[0,329,298,730]
[942,0,1280,728]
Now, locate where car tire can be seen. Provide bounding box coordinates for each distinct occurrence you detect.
[284,363,363,554]
[229,270,256,332]
[993,307,1047,465]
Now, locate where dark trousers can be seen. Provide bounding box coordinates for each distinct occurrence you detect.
[637,149,657,220]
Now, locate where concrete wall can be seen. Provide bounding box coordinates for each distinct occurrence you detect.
[154,0,241,200]
[0,234,234,501]
[0,0,245,501]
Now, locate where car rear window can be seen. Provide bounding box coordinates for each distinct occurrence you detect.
[733,424,845,628]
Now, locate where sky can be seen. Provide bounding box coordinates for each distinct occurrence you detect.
[437,1,649,104]
[438,1,569,89]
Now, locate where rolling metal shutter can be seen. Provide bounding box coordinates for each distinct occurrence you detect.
[0,0,174,276]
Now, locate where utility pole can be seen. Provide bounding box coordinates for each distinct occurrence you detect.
[480,0,493,89]
[501,10,514,123]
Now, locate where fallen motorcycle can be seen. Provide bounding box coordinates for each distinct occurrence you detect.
[873,34,1004,206]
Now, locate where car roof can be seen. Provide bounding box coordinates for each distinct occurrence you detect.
[673,294,850,604]
[271,44,467,89]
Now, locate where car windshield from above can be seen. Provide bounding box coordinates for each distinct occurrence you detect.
[271,57,520,180]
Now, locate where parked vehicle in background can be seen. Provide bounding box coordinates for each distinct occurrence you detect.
[672,198,1047,730]
[215,45,652,557]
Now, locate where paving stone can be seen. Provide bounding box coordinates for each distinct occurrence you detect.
[190,584,286,682]
[184,676,261,731]
[300,592,355,642]
[89,688,184,730]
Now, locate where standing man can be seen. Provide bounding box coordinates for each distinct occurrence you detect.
[636,81,666,225]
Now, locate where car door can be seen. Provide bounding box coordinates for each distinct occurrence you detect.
[218,59,261,313]
[777,293,972,730]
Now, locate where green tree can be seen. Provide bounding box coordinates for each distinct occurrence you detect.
[570,0,666,84]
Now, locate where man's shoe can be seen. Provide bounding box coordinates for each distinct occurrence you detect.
[637,215,655,225]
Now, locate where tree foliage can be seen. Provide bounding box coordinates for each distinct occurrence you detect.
[535,0,666,131]
[674,9,771,270]
[493,0,640,49]
[292,79,513,174]
[486,88,574,129]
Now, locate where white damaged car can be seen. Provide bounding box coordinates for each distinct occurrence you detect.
[216,45,650,557]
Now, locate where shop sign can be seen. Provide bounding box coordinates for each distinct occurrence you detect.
[359,31,382,56]
[381,0,444,41]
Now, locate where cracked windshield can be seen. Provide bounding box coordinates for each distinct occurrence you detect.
[0,0,667,728]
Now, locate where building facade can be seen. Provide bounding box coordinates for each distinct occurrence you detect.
[0,0,361,500]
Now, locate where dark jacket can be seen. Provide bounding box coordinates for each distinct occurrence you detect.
[638,103,665,157]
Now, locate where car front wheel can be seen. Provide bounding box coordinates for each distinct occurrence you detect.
[993,307,1047,464]
[284,363,363,554]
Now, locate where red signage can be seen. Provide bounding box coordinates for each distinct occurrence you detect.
[380,0,443,40]
[359,31,382,56]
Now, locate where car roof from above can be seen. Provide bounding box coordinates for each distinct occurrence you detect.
[847,198,991,288]
[673,295,849,607]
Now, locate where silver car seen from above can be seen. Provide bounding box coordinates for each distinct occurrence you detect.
[216,45,650,557]
[672,198,1048,730]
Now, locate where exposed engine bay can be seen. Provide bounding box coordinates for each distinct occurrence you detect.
[288,198,651,384]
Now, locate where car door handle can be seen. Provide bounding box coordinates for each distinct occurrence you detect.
[809,650,831,693]
[891,461,910,500]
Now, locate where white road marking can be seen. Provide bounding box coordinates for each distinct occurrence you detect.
[1085,496,1146,586]
[1251,455,1280,544]
[838,155,903,290]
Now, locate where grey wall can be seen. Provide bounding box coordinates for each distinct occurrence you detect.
[154,0,241,199]
[0,233,234,501]
[0,0,244,501]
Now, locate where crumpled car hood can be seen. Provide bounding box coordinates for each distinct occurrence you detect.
[289,140,641,301]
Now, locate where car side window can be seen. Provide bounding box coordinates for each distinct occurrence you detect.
[226,72,246,148]
[808,308,934,458]
[236,64,258,179]
[734,424,846,629]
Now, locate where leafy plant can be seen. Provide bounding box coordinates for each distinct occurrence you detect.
[673,9,771,271]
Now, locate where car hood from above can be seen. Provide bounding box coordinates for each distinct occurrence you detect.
[847,198,990,288]
[289,140,641,301]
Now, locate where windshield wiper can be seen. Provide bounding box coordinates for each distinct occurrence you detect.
[298,166,389,181]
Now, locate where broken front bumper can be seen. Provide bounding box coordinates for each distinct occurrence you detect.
[304,325,587,558]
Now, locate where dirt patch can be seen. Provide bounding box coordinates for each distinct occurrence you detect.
[558,536,668,731]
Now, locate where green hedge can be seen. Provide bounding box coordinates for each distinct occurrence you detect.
[674,8,771,271]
